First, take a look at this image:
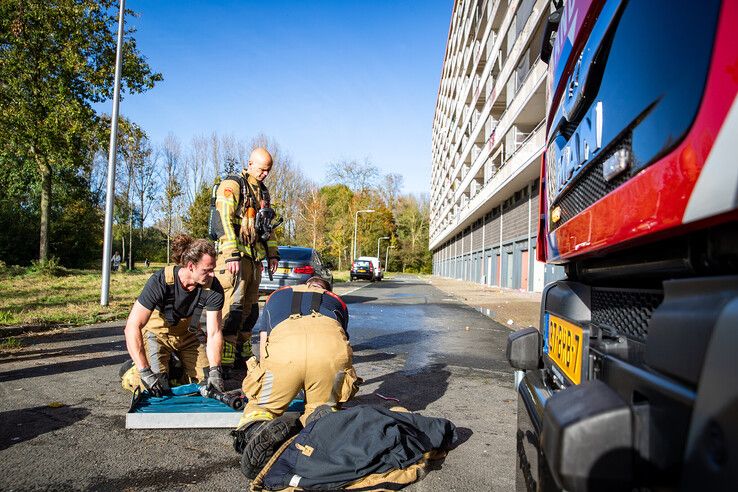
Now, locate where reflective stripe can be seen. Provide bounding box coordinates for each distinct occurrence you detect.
[237,410,274,430]
[145,332,164,374]
[328,370,344,406]
[222,341,236,365]
[216,187,239,242]
[258,370,274,405]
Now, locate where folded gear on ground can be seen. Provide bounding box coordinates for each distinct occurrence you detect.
[249,405,458,491]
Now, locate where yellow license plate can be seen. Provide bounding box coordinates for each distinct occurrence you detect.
[545,314,584,384]
[278,267,291,274]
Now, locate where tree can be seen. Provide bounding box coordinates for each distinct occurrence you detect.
[0,0,162,261]
[327,158,380,193]
[395,193,432,272]
[133,135,157,235]
[182,134,210,209]
[296,187,327,250]
[319,184,354,268]
[117,120,149,268]
[379,173,404,210]
[159,133,183,263]
[184,182,212,239]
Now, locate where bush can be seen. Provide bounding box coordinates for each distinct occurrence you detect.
[28,257,66,276]
[0,260,25,277]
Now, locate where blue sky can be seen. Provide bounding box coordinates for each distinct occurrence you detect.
[115,1,452,195]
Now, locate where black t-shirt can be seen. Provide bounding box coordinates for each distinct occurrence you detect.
[138,267,224,320]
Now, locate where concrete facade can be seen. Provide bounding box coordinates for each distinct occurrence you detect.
[430,0,558,292]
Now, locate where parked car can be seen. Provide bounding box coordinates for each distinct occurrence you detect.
[350,256,382,282]
[259,246,333,295]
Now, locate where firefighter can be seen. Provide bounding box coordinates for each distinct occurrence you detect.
[231,276,360,479]
[213,147,279,372]
[121,235,225,394]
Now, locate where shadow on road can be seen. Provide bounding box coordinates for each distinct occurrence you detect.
[0,339,127,365]
[11,325,124,345]
[342,295,377,304]
[352,352,397,364]
[53,461,233,491]
[0,353,130,382]
[0,405,90,451]
[351,329,426,352]
[350,363,451,412]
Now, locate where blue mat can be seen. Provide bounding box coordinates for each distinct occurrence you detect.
[129,384,305,414]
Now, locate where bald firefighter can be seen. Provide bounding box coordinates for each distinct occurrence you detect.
[122,235,225,394]
[210,147,280,372]
[231,277,361,479]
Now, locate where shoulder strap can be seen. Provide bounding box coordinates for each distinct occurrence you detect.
[236,174,257,208]
[310,292,323,313]
[164,265,175,284]
[291,290,304,316]
[163,266,177,326]
[188,282,210,342]
[259,181,271,207]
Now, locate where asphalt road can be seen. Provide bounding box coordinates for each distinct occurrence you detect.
[0,275,518,491]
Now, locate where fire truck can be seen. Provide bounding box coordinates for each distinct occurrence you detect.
[507,0,738,490]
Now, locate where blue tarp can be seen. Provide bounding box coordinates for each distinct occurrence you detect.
[130,384,305,414]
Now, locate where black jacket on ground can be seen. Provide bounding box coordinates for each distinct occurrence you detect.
[262,405,457,490]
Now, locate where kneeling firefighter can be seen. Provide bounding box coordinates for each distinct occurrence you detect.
[121,235,226,394]
[232,277,361,479]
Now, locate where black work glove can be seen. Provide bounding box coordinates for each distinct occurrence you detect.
[139,367,168,396]
[207,365,225,393]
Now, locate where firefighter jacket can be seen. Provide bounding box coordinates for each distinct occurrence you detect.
[252,405,458,490]
[215,172,279,260]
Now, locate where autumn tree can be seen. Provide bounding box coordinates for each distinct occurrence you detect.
[394,193,432,272]
[0,0,161,261]
[295,187,327,250]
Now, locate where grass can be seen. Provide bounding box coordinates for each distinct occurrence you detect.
[332,270,350,283]
[0,266,156,328]
[0,336,23,351]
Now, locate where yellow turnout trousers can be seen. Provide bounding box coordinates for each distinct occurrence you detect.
[238,313,359,428]
[215,253,261,361]
[121,309,208,391]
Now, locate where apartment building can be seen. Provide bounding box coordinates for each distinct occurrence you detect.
[430,0,561,292]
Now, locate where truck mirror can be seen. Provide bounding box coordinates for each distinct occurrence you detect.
[540,6,563,64]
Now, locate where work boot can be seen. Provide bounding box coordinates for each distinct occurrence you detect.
[305,404,336,426]
[233,415,302,479]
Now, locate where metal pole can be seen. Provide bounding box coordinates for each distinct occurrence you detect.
[385,246,393,273]
[100,0,126,306]
[352,211,359,264]
[376,236,389,258]
[352,209,375,263]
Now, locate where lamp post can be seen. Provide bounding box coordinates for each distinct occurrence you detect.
[377,236,390,258]
[352,209,375,263]
[100,0,126,306]
[385,245,395,274]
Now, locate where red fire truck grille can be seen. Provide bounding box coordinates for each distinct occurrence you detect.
[591,287,664,342]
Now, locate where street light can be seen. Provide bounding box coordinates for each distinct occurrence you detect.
[352,209,375,263]
[385,245,396,274]
[100,0,126,306]
[377,236,390,258]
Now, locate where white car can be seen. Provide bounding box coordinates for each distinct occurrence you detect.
[355,256,382,281]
